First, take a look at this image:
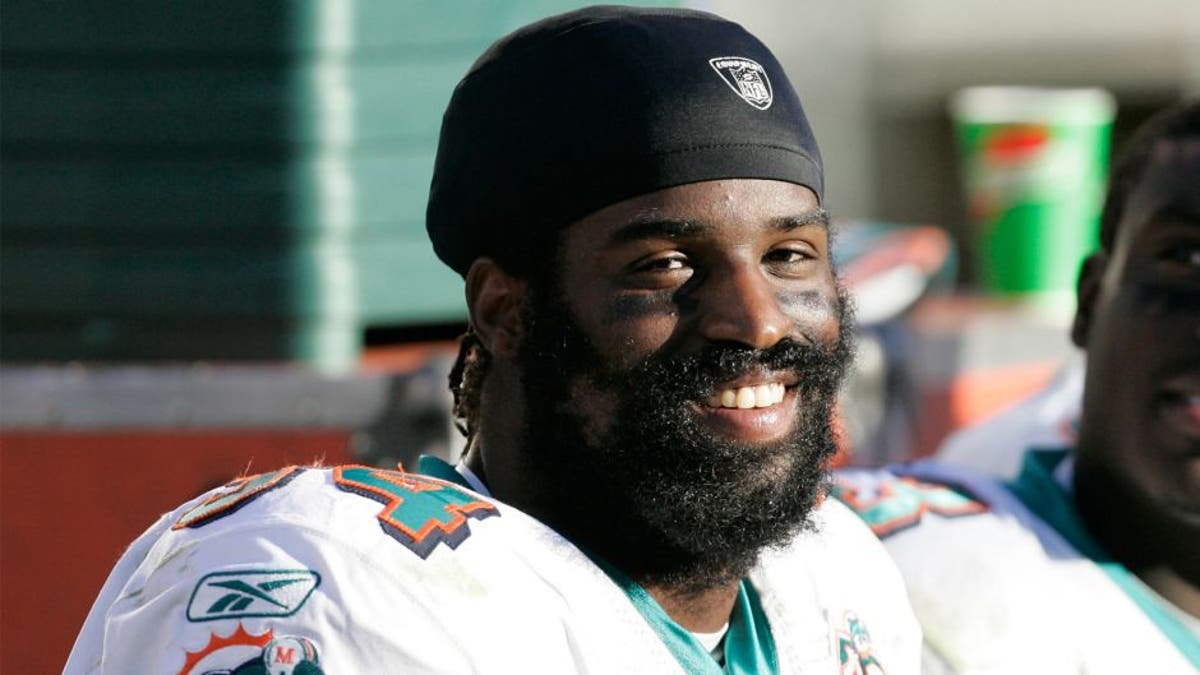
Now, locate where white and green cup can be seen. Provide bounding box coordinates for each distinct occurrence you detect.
[950,86,1116,306]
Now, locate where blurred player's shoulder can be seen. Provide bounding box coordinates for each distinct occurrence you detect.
[835,456,1171,672]
[830,465,992,540]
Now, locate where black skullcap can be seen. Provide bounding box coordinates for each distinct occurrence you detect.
[426,5,824,276]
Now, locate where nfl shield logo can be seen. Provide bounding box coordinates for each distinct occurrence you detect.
[709,56,773,110]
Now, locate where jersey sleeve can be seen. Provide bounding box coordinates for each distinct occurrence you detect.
[65,511,177,674]
[63,467,494,675]
[67,515,479,674]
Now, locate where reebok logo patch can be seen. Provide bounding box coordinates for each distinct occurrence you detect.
[187,569,321,622]
[709,56,773,110]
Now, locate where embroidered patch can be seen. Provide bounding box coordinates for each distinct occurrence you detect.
[176,624,325,674]
[709,56,773,110]
[187,569,321,623]
[333,466,498,559]
[173,467,305,530]
[831,475,987,538]
[261,635,323,675]
[836,612,886,675]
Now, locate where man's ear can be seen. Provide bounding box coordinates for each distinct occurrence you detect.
[465,258,528,359]
[1071,252,1107,348]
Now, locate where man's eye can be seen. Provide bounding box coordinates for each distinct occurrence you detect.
[1160,242,1200,268]
[635,255,689,273]
[764,248,814,265]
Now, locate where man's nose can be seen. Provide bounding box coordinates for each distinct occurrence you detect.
[696,262,792,350]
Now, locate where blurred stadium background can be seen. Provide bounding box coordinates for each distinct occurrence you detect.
[1,1,1198,671]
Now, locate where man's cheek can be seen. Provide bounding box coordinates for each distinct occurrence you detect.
[775,289,842,345]
[1131,283,1200,319]
[564,376,621,447]
[593,295,681,370]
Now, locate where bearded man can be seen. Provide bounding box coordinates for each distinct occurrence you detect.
[66,7,919,674]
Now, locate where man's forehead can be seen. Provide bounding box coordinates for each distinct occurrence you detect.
[1150,137,1200,162]
[571,179,824,239]
[606,208,830,244]
[1137,137,1200,207]
[1122,140,1200,239]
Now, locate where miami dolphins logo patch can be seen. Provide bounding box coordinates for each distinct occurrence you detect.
[177,625,324,675]
[836,612,885,675]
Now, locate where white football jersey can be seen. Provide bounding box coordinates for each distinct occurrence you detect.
[66,458,920,674]
[834,451,1200,674]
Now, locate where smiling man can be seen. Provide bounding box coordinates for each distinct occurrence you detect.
[834,100,1200,673]
[504,180,847,584]
[66,7,919,674]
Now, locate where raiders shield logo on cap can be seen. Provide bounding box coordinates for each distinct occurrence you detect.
[709,56,773,110]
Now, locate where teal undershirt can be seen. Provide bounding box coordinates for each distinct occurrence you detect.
[416,455,780,674]
[1005,449,1200,667]
[586,555,778,675]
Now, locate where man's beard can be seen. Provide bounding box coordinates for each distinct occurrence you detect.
[517,280,853,594]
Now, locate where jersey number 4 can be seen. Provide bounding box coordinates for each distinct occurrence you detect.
[831,476,986,539]
[333,466,498,559]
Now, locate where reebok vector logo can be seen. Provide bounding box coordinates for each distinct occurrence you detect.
[709,56,773,110]
[187,569,321,622]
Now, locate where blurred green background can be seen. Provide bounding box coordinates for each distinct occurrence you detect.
[3,0,1197,372]
[2,1,670,372]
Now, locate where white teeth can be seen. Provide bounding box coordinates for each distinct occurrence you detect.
[707,383,786,409]
[722,389,737,407]
[736,388,755,409]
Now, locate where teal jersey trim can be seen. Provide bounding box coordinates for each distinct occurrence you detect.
[589,555,779,675]
[417,455,471,489]
[1006,449,1200,667]
[725,581,779,675]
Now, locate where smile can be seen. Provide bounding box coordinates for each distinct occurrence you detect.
[689,369,805,443]
[705,382,788,409]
